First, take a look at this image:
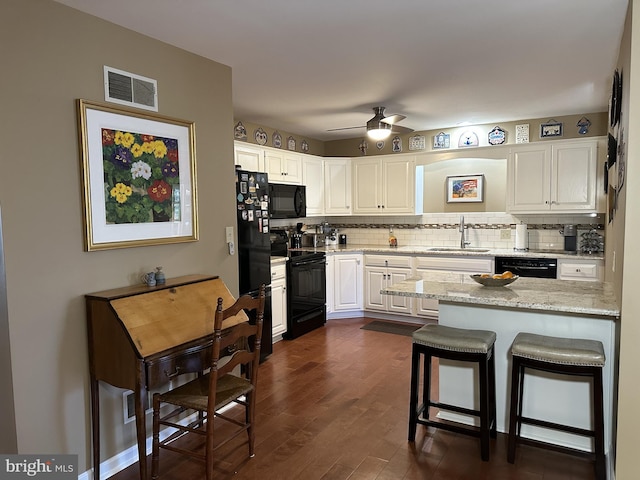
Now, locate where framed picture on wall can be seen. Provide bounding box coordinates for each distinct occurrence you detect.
[77,99,198,251]
[446,174,484,203]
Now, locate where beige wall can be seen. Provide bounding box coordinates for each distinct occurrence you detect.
[0,0,236,472]
[615,1,640,478]
[324,113,608,157]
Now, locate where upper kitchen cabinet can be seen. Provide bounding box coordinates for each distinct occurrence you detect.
[302,156,325,216]
[507,139,598,213]
[264,149,302,184]
[352,156,420,215]
[324,158,352,215]
[302,156,351,216]
[234,142,264,172]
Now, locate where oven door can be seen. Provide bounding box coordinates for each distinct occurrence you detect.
[286,253,326,338]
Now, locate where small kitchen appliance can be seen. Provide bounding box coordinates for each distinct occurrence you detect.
[561,224,577,253]
[339,234,347,245]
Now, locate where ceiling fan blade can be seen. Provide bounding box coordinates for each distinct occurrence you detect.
[390,125,414,134]
[327,126,365,132]
[381,114,406,125]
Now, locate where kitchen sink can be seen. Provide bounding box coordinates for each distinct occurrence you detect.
[427,247,491,253]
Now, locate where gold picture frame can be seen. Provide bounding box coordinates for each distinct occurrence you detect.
[77,99,198,251]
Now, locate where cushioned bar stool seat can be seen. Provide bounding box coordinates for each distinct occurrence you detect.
[409,324,497,461]
[507,332,606,480]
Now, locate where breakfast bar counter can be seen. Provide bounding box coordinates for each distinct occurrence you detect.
[381,273,619,318]
[382,273,619,474]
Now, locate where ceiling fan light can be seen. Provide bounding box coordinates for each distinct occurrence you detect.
[367,125,391,140]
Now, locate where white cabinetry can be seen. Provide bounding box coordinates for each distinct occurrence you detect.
[414,255,494,317]
[326,253,363,315]
[271,262,287,341]
[352,156,417,214]
[364,255,414,315]
[265,150,302,184]
[558,257,604,282]
[324,158,352,215]
[507,139,598,213]
[302,156,325,216]
[234,142,264,172]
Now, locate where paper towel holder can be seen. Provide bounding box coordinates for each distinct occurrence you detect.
[514,223,529,251]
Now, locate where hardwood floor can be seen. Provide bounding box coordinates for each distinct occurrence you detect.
[112,317,596,480]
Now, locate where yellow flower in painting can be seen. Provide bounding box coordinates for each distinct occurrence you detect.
[114,131,125,146]
[110,182,132,204]
[114,131,135,148]
[153,140,167,158]
[130,143,144,158]
[142,142,154,154]
[121,132,135,148]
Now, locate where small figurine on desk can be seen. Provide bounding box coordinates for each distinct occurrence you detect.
[141,272,156,287]
[155,266,166,285]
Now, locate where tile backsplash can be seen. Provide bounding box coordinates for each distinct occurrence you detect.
[271,213,605,251]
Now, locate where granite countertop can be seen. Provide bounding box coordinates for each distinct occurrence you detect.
[270,257,288,266]
[381,272,619,319]
[291,244,604,260]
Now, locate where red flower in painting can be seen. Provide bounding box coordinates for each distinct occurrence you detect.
[141,134,155,142]
[167,149,178,162]
[147,179,172,202]
[102,129,115,145]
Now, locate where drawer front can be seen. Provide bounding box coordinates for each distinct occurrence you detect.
[558,262,599,281]
[415,256,493,273]
[364,254,413,268]
[271,263,286,281]
[146,344,211,389]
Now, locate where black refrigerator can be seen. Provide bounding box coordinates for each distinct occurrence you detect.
[235,169,272,360]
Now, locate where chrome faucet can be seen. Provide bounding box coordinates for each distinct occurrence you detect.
[459,215,471,249]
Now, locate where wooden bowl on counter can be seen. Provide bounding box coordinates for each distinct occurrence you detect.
[470,274,519,287]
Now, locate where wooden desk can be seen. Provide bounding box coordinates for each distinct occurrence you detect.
[86,275,247,480]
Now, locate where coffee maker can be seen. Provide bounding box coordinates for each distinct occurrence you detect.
[561,224,577,253]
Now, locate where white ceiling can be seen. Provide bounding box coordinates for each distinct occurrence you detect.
[54,0,628,141]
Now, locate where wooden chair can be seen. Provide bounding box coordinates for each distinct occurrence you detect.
[151,285,266,480]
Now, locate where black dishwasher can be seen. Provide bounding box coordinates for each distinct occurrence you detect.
[495,257,557,278]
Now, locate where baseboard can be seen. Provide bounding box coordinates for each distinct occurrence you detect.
[79,414,198,480]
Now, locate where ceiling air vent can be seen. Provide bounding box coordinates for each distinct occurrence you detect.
[104,66,158,111]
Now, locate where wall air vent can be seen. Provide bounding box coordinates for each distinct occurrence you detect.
[104,66,158,111]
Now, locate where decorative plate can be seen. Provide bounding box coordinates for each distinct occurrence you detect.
[409,135,426,151]
[272,131,282,148]
[254,128,267,145]
[287,136,296,151]
[433,132,450,149]
[458,131,479,148]
[470,274,519,287]
[488,126,506,145]
[610,69,622,127]
[234,121,247,140]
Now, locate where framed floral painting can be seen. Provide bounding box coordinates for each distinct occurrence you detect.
[77,99,198,251]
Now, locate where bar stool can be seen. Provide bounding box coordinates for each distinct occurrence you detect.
[507,332,606,480]
[408,324,497,461]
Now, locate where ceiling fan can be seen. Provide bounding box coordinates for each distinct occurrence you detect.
[328,106,414,140]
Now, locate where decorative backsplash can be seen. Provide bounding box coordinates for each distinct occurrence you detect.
[271,213,605,251]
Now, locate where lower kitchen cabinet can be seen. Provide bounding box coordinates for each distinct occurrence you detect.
[364,255,413,315]
[557,257,604,281]
[326,253,363,314]
[414,255,494,318]
[271,262,287,341]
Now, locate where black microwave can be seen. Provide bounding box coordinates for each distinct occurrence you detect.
[269,183,306,219]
